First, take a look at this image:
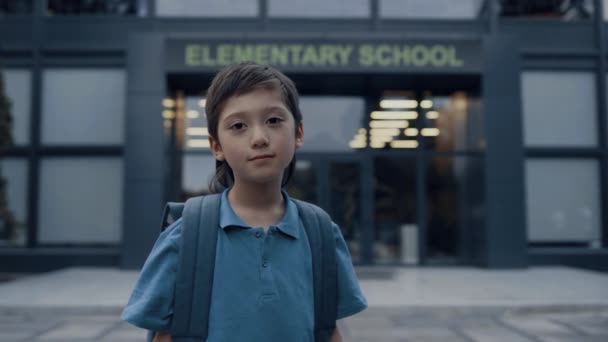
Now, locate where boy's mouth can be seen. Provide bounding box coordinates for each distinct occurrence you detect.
[249,154,274,161]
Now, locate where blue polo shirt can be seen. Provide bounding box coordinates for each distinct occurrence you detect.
[121,189,367,341]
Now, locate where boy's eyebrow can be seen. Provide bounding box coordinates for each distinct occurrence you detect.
[223,105,289,121]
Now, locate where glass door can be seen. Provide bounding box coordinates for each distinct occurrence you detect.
[328,158,366,263]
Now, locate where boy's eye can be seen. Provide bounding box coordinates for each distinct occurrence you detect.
[230,122,245,130]
[267,117,284,125]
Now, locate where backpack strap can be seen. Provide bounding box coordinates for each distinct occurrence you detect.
[160,202,185,232]
[294,199,338,342]
[170,193,221,342]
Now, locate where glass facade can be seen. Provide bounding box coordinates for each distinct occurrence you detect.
[526,159,601,245]
[421,92,484,152]
[500,0,594,20]
[47,0,139,16]
[373,157,417,264]
[156,0,258,17]
[269,0,369,18]
[3,69,31,146]
[299,97,366,153]
[380,0,486,19]
[287,159,318,204]
[329,161,362,262]
[426,156,485,262]
[38,158,124,244]
[41,69,126,145]
[0,158,28,247]
[182,154,216,197]
[522,71,597,148]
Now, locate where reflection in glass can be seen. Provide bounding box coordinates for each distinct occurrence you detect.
[181,96,210,151]
[422,91,484,152]
[156,0,257,17]
[522,72,597,147]
[329,162,360,262]
[286,159,317,204]
[499,0,593,20]
[373,157,416,264]
[42,69,126,145]
[0,1,33,15]
[181,154,216,199]
[3,69,31,145]
[47,0,138,15]
[0,159,28,247]
[380,0,487,19]
[38,158,123,244]
[269,0,369,18]
[526,159,601,245]
[426,156,485,263]
[299,97,367,153]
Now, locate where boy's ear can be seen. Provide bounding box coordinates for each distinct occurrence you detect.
[209,135,225,161]
[295,122,304,149]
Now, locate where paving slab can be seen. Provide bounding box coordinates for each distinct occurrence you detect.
[1,266,607,312]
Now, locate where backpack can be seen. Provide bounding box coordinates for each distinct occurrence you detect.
[148,193,338,342]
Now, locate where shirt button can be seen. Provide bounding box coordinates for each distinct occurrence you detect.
[255,232,262,238]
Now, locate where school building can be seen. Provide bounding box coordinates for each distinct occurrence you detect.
[1,0,607,272]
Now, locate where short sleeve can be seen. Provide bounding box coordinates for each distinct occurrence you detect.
[332,222,368,320]
[120,219,182,332]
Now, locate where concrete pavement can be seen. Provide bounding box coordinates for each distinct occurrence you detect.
[0,266,607,341]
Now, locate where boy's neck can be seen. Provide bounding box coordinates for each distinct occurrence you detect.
[228,180,284,211]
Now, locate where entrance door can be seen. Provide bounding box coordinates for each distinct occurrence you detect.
[287,154,371,264]
[327,157,369,264]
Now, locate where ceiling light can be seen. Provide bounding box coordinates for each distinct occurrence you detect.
[162,98,175,108]
[380,99,418,109]
[370,120,409,128]
[186,127,209,136]
[187,139,210,148]
[421,128,440,136]
[404,128,419,136]
[390,140,419,148]
[371,111,418,120]
[426,111,439,119]
[162,110,175,119]
[420,100,433,109]
[370,128,400,136]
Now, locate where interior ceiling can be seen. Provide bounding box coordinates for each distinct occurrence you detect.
[167,72,481,97]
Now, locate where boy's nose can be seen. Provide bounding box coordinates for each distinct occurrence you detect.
[250,127,269,148]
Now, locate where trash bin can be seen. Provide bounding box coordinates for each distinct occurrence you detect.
[400,224,418,265]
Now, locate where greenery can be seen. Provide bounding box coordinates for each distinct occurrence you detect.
[0,70,17,241]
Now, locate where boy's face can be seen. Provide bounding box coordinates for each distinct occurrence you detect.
[209,87,303,187]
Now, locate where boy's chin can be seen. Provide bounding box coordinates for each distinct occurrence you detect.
[237,173,284,186]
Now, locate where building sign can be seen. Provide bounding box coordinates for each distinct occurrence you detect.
[166,39,480,73]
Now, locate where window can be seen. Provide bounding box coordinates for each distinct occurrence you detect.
[0,0,33,15]
[3,69,31,146]
[182,154,216,197]
[500,0,593,20]
[156,0,258,17]
[47,0,139,16]
[0,158,28,247]
[299,96,366,152]
[525,159,601,246]
[426,156,485,262]
[38,158,123,244]
[269,0,369,18]
[41,69,126,145]
[380,0,486,19]
[522,71,597,147]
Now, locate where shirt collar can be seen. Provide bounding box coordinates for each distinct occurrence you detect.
[219,188,300,239]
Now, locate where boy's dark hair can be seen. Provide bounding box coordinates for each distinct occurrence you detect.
[205,62,302,193]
